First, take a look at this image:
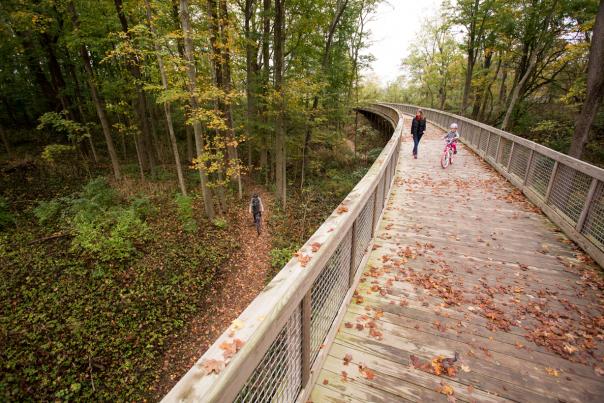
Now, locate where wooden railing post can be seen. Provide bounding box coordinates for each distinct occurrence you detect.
[544,161,559,203]
[301,291,311,386]
[506,142,515,171]
[576,178,598,232]
[349,221,357,288]
[371,188,378,237]
[495,135,503,164]
[484,131,492,157]
[523,149,535,186]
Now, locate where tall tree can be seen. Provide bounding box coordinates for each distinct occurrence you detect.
[274,0,286,205]
[569,0,604,158]
[143,0,187,195]
[113,0,156,173]
[67,1,122,180]
[179,0,215,218]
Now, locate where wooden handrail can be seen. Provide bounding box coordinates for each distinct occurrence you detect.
[162,104,404,403]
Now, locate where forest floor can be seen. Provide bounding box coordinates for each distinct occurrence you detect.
[153,184,275,399]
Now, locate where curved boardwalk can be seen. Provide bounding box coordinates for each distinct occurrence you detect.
[311,120,604,402]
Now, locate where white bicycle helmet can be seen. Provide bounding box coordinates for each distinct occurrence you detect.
[450,123,458,129]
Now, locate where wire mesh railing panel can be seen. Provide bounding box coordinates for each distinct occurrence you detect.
[582,181,604,248]
[354,194,375,271]
[487,133,499,160]
[310,229,352,362]
[526,152,555,198]
[498,138,513,167]
[509,143,530,180]
[548,165,592,224]
[479,129,489,151]
[473,126,481,146]
[376,176,385,214]
[235,307,302,403]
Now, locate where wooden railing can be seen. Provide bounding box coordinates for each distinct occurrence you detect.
[386,102,604,268]
[162,104,403,402]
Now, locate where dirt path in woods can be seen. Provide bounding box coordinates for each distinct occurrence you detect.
[153,186,275,399]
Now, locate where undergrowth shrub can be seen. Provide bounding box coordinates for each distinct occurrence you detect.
[0,196,14,229]
[212,217,228,229]
[269,246,297,270]
[33,178,151,261]
[174,193,198,233]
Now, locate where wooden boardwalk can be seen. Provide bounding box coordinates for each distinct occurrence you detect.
[311,121,604,402]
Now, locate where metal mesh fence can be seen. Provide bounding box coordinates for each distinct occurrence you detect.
[582,181,604,248]
[479,129,489,152]
[353,194,375,271]
[526,152,555,198]
[235,307,302,403]
[548,164,592,224]
[376,176,385,214]
[509,144,530,180]
[487,134,499,160]
[498,138,513,167]
[310,229,352,362]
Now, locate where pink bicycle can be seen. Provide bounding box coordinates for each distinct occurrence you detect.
[440,140,457,169]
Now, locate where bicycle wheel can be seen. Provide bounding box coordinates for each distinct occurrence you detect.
[441,150,450,168]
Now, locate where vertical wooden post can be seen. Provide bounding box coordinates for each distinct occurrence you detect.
[349,222,357,288]
[495,135,503,165]
[371,187,378,237]
[576,178,599,232]
[544,161,559,203]
[301,291,311,385]
[506,142,515,171]
[484,131,491,158]
[523,149,535,185]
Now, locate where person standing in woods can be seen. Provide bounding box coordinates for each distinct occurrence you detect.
[411,109,427,159]
[249,193,265,235]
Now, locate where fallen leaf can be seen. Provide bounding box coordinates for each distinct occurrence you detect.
[341,371,348,381]
[460,364,470,373]
[322,379,329,385]
[437,381,455,396]
[294,252,311,267]
[545,367,560,377]
[198,359,225,375]
[336,205,349,214]
[343,353,353,365]
[310,242,322,252]
[344,322,353,328]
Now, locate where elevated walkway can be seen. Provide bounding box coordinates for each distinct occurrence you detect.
[163,104,604,403]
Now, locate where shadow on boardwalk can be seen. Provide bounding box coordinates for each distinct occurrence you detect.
[312,121,604,402]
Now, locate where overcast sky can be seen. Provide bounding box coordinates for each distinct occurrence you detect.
[363,0,443,86]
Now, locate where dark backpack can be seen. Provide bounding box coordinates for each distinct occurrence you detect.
[251,197,261,214]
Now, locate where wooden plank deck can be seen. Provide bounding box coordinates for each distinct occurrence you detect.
[310,121,604,402]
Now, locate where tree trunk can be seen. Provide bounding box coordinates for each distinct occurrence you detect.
[245,0,259,176]
[218,0,243,199]
[261,0,271,187]
[144,0,187,195]
[274,0,286,206]
[501,51,537,131]
[569,0,604,159]
[301,0,349,188]
[113,0,156,173]
[179,0,215,218]
[68,2,121,180]
[472,49,493,119]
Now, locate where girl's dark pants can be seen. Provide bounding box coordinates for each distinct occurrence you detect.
[412,133,423,155]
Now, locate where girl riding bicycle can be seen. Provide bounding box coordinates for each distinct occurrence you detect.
[444,123,460,154]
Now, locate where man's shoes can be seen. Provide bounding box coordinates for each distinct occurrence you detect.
[414,154,417,159]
